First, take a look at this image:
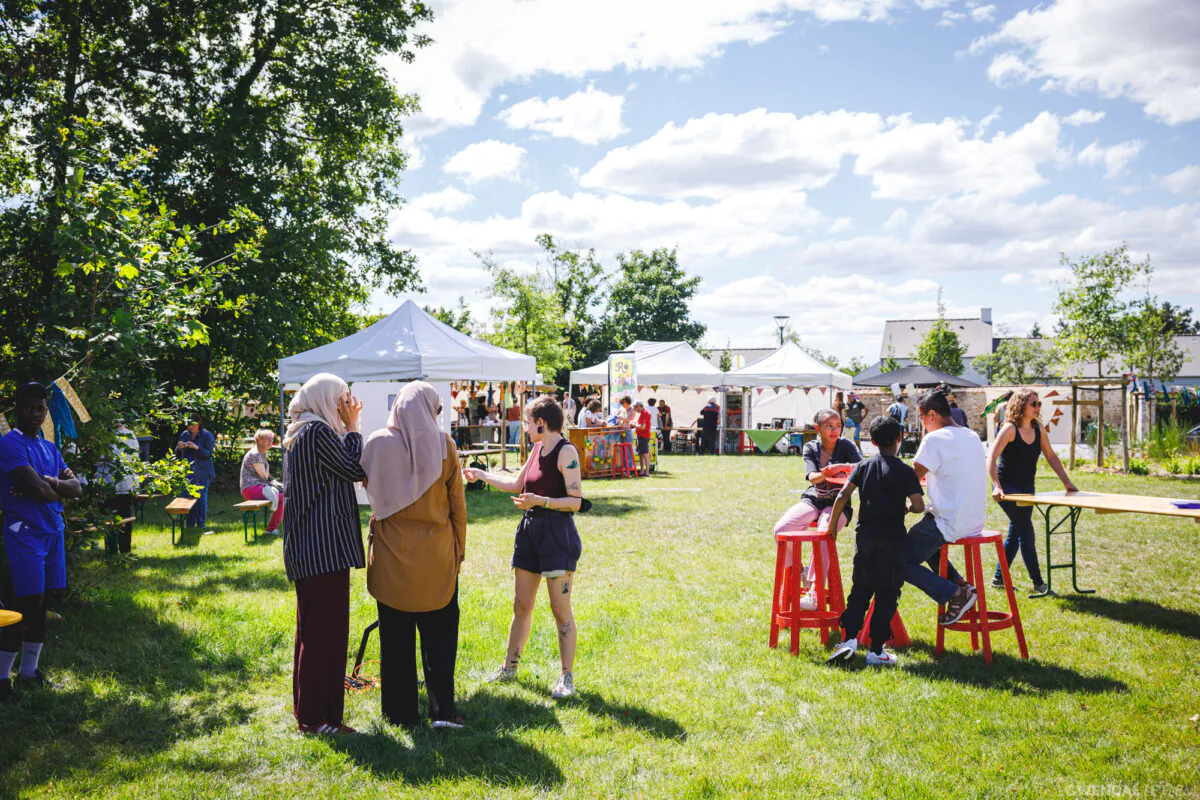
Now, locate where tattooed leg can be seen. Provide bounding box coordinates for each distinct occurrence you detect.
[547,572,577,673]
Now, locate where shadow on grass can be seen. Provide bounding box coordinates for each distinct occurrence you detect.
[903,642,1128,695]
[572,690,687,740]
[0,586,255,793]
[463,492,648,524]
[330,693,565,787]
[1060,595,1200,641]
[128,553,291,594]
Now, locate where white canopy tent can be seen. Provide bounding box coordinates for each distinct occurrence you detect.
[568,340,724,389]
[278,298,536,385]
[277,300,537,495]
[725,342,854,437]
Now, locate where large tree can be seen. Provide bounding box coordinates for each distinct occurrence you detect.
[1123,298,1187,382]
[973,339,1061,385]
[1052,244,1148,377]
[1,0,430,400]
[591,247,706,364]
[483,256,577,384]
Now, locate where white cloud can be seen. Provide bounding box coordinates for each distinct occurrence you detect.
[976,106,1002,136]
[883,208,910,231]
[973,0,1200,124]
[497,86,627,145]
[852,111,1063,200]
[581,109,882,198]
[1163,165,1200,194]
[581,108,1067,202]
[1075,139,1143,178]
[443,140,527,183]
[405,143,425,171]
[970,4,995,23]
[829,217,854,233]
[937,10,964,27]
[409,187,474,213]
[390,0,918,138]
[1062,109,1105,126]
[1001,272,1023,285]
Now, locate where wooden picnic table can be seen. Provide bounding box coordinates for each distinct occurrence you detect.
[1000,490,1200,596]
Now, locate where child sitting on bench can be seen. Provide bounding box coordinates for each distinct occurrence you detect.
[825,415,924,667]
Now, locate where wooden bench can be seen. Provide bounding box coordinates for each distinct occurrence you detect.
[103,516,138,555]
[165,497,197,545]
[234,499,272,544]
[133,493,151,522]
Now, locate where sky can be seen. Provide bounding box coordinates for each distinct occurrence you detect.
[378,0,1200,365]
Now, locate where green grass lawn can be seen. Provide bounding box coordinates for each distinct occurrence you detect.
[3,455,1200,799]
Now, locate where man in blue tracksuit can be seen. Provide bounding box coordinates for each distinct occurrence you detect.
[176,413,215,527]
[0,382,83,702]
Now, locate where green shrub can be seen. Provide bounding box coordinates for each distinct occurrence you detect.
[1145,419,1195,460]
[1128,458,1150,475]
[1187,457,1200,477]
[1166,457,1184,475]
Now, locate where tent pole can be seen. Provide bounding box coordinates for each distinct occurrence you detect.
[500,383,508,472]
[278,384,287,472]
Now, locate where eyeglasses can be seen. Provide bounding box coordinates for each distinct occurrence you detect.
[1030,400,1042,408]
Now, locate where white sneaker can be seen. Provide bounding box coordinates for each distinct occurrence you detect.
[551,672,575,699]
[486,666,517,683]
[798,591,818,611]
[826,638,857,666]
[866,650,897,667]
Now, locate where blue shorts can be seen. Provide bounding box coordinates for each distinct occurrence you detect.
[3,522,67,598]
[512,511,582,577]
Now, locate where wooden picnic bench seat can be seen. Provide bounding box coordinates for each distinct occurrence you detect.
[233,499,272,544]
[166,498,196,545]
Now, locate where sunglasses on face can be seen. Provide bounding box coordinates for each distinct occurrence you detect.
[1029,400,1041,408]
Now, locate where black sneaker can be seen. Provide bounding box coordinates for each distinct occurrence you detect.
[0,678,17,704]
[17,670,62,691]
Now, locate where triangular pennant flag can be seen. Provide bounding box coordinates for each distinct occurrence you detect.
[787,387,795,394]
[0,414,9,435]
[1044,389,1059,398]
[756,388,764,396]
[54,377,90,423]
[818,387,827,396]
[803,388,811,397]
[651,385,658,392]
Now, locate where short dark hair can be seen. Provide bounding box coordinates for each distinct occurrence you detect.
[14,382,47,406]
[620,396,631,406]
[869,415,902,448]
[648,398,656,406]
[189,412,203,425]
[526,396,565,432]
[917,389,952,417]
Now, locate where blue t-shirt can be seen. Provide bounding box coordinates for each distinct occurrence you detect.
[0,429,69,534]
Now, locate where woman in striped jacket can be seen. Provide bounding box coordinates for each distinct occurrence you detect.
[281,373,366,736]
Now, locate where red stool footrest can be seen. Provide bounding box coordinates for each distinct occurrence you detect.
[934,531,1029,664]
[611,442,637,479]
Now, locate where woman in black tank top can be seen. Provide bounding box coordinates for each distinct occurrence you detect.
[986,389,1078,594]
[461,396,584,700]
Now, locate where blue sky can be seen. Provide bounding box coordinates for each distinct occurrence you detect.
[381,0,1200,364]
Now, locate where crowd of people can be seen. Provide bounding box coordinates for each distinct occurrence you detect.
[0,374,1078,716]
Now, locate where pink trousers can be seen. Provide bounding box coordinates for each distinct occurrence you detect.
[773,500,848,585]
[242,485,284,531]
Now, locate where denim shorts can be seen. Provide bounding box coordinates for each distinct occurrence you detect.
[512,510,582,576]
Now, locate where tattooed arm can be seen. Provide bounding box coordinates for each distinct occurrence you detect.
[540,443,583,512]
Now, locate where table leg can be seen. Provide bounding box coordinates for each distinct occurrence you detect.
[1037,506,1094,596]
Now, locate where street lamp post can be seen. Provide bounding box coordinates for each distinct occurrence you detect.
[774,315,790,347]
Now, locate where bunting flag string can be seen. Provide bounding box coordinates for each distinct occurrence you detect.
[54,377,91,423]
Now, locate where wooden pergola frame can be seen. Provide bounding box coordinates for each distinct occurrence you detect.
[1061,376,1131,471]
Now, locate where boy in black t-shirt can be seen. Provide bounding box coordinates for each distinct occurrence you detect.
[826,416,924,667]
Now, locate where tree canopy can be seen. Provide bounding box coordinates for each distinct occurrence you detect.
[912,289,966,375]
[1052,244,1148,377]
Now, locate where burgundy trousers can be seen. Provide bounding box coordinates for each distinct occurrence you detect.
[293,568,350,727]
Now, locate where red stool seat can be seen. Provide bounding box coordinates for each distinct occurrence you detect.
[769,525,845,654]
[611,441,637,479]
[935,530,1029,664]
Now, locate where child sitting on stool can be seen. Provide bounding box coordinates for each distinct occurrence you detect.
[825,415,924,667]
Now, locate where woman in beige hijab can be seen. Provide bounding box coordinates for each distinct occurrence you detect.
[361,381,467,730]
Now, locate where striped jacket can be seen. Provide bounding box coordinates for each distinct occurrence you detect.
[282,421,367,582]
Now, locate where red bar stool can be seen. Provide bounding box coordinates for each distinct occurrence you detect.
[859,601,910,649]
[935,531,1029,664]
[769,524,846,654]
[611,441,637,479]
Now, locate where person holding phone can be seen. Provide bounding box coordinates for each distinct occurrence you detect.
[175,412,215,528]
[280,373,366,736]
[463,396,583,701]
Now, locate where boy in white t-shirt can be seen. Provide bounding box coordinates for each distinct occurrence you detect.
[647,398,660,431]
[905,389,984,626]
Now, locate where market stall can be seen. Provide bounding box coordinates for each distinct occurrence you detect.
[724,342,853,453]
[568,340,725,467]
[277,299,537,497]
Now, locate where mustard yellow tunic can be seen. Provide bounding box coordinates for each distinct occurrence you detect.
[367,435,467,612]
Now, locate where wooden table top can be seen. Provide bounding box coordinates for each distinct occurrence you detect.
[1002,490,1200,522]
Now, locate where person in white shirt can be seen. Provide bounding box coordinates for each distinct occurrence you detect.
[905,389,983,626]
[647,398,660,431]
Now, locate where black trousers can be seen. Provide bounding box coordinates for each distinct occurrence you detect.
[377,589,459,726]
[840,537,904,654]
